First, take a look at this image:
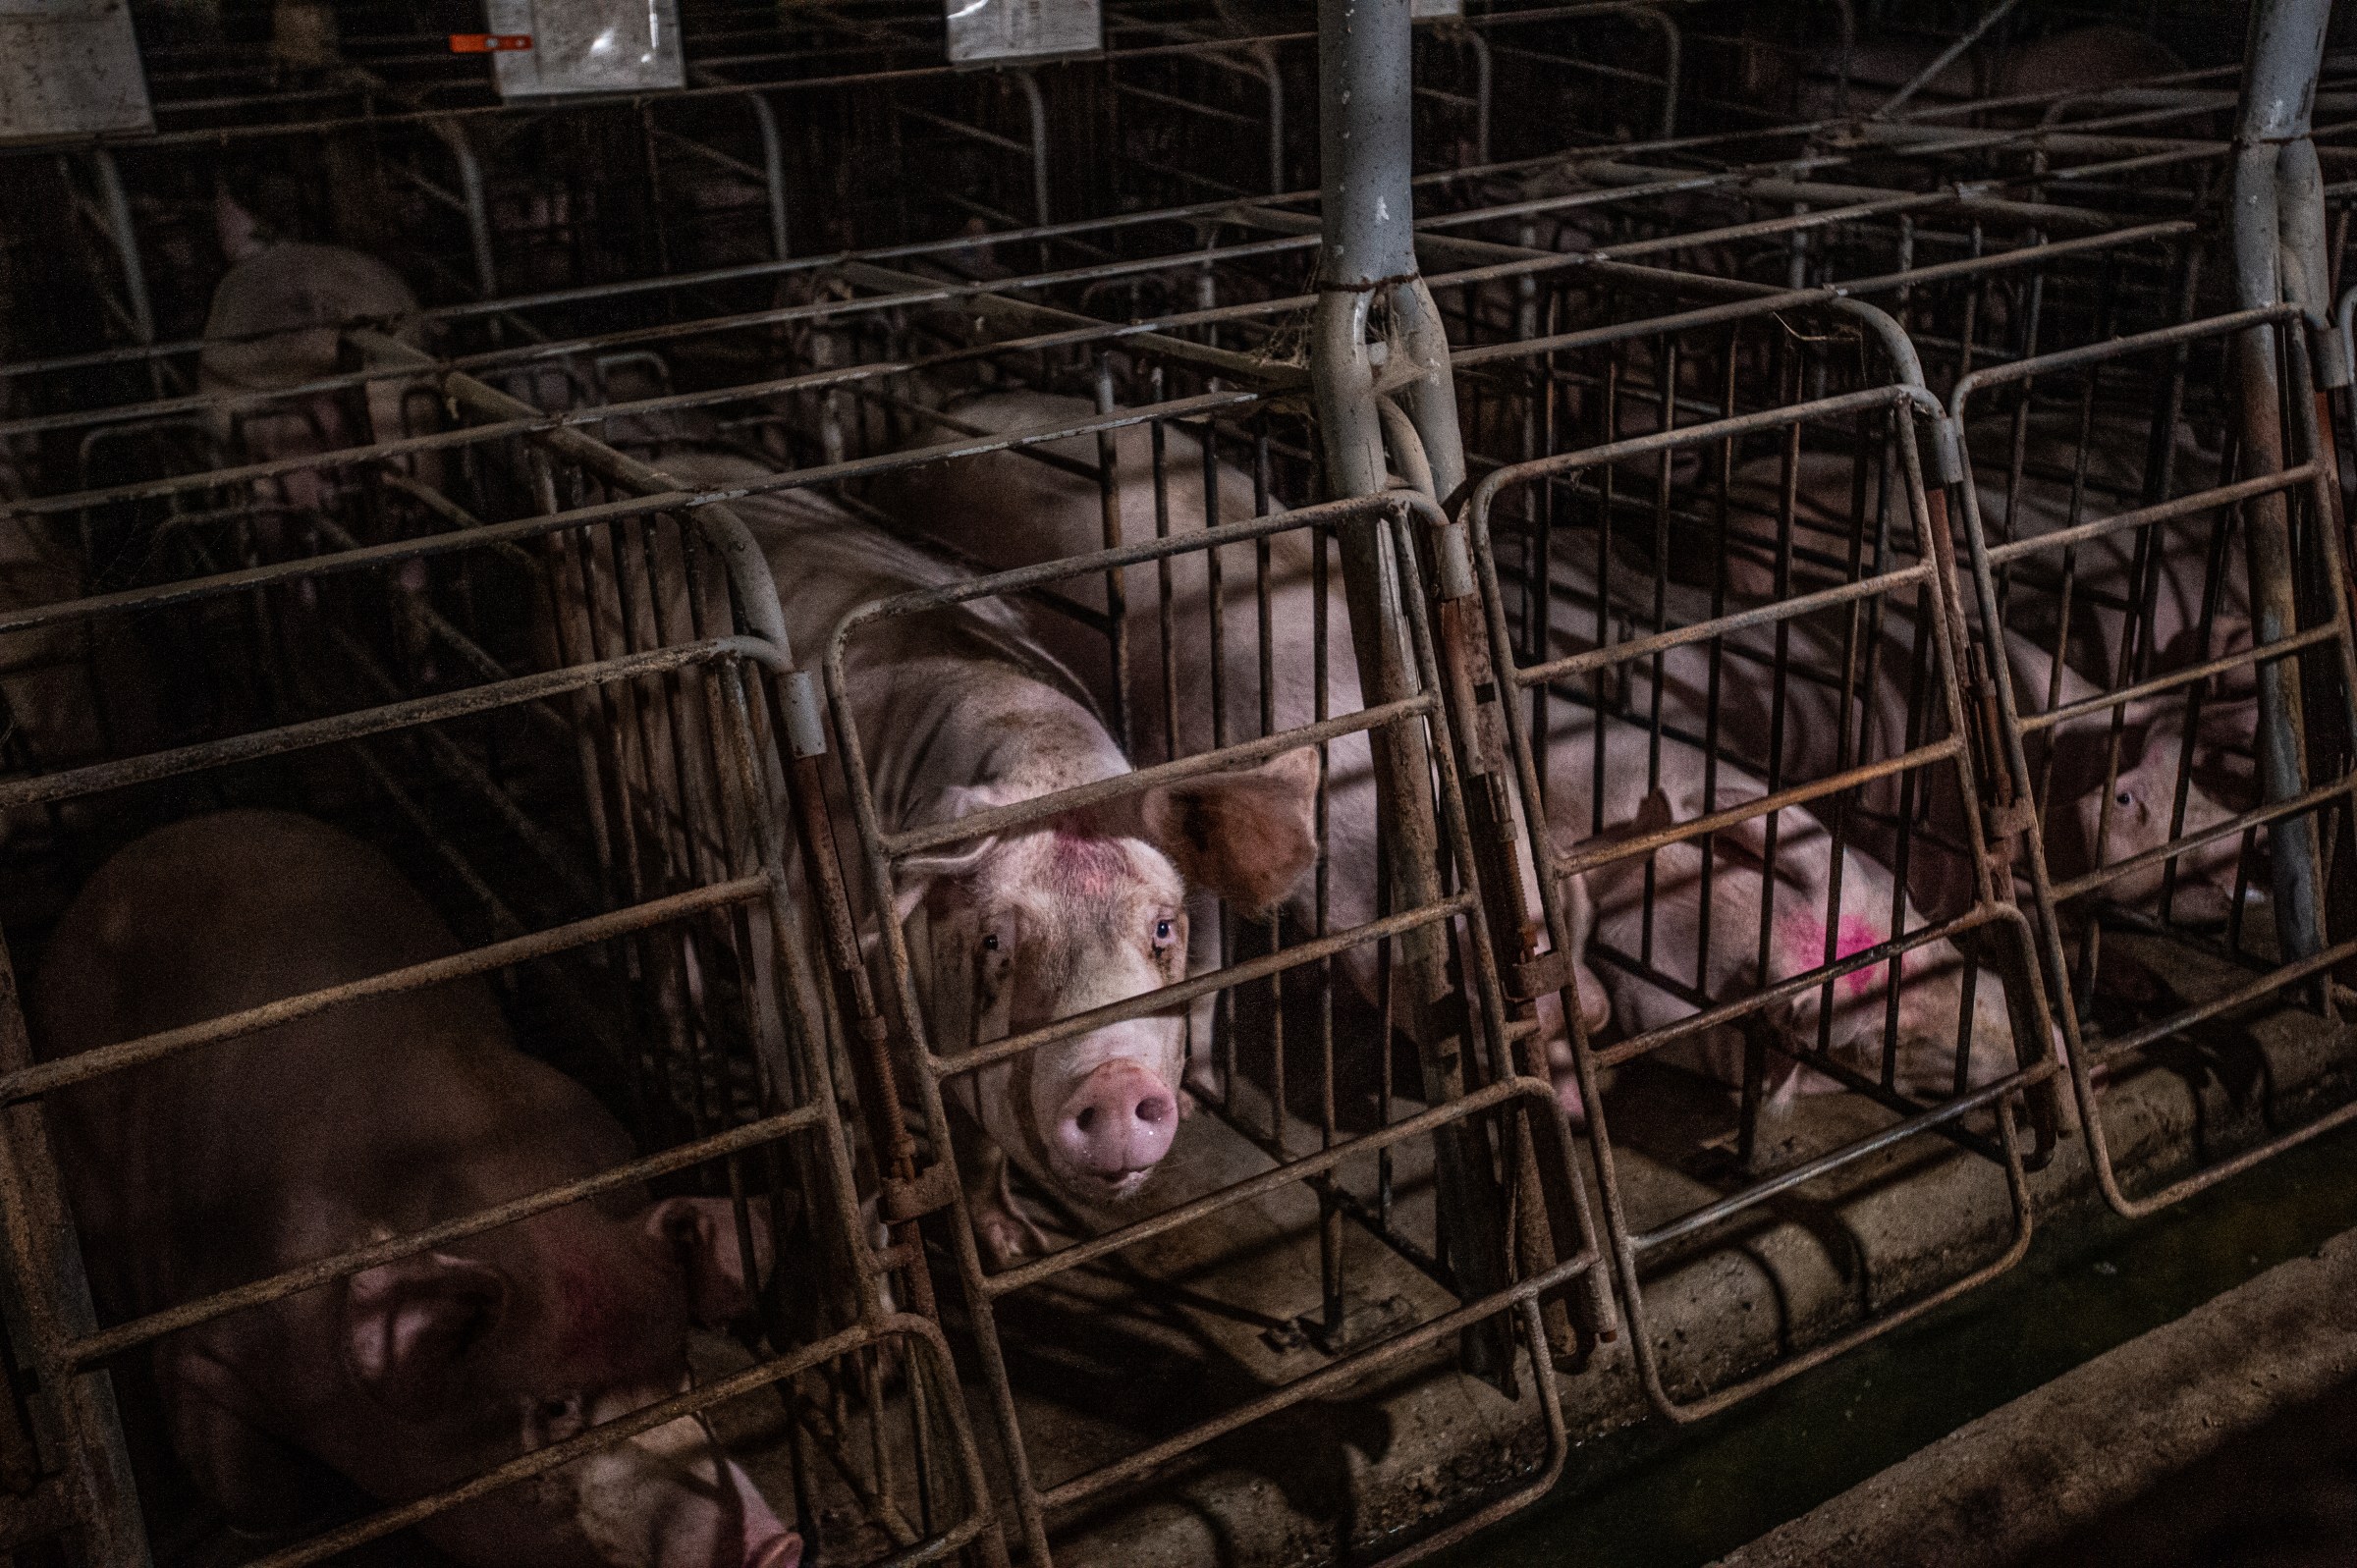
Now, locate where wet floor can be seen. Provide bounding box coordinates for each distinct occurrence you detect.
[1431,1116,2357,1568]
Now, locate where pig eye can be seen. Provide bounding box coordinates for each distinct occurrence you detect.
[534,1395,585,1441]
[982,932,1000,952]
[2115,789,2135,808]
[1153,918,1176,947]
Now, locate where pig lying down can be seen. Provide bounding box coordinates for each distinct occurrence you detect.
[34,811,798,1568]
[570,449,1319,1263]
[1540,701,2039,1112]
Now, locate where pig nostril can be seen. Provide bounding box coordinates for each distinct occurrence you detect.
[1136,1095,1171,1126]
[1074,1106,1099,1134]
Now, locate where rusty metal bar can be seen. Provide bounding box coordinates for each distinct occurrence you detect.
[0,934,148,1568]
[0,639,777,813]
[65,1100,822,1368]
[0,876,770,1105]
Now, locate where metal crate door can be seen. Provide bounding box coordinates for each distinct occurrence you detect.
[1461,380,2067,1422]
[1946,305,2357,1217]
[819,469,1613,1568]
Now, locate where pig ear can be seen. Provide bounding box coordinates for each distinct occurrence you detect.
[647,1196,774,1328]
[1138,747,1320,919]
[1631,789,1674,838]
[215,187,266,264]
[890,783,1015,928]
[2044,704,2160,802]
[341,1253,507,1418]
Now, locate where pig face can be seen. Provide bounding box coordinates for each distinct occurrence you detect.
[323,1195,796,1568]
[2047,710,2245,925]
[908,750,1320,1209]
[200,193,426,523]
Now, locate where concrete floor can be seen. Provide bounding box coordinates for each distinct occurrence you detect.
[900,919,2357,1568]
[1717,1226,2357,1568]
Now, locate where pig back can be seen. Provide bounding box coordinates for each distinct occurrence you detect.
[32,810,630,1316]
[198,243,418,396]
[870,391,1315,751]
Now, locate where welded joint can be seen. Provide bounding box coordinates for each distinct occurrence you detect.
[1931,414,1968,486]
[784,669,829,758]
[879,1162,959,1224]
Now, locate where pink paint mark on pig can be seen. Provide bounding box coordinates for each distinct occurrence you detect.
[1051,829,1129,896]
[1779,913,1896,997]
[1835,914,1894,997]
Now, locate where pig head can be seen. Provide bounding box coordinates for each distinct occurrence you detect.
[559,447,1320,1262]
[875,391,1613,1083]
[34,810,797,1568]
[200,191,429,523]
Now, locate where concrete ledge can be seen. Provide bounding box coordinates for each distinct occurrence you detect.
[1709,1225,2357,1568]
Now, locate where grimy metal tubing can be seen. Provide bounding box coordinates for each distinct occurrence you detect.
[0,935,149,1568]
[815,492,1589,1566]
[1943,307,2357,1219]
[1458,350,2060,1417]
[1311,0,1513,1383]
[2222,0,2337,971]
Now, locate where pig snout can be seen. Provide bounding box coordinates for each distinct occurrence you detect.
[569,1413,799,1568]
[1054,1059,1179,1184]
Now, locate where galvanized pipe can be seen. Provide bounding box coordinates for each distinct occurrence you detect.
[1311,0,1513,1380]
[2229,0,2335,968]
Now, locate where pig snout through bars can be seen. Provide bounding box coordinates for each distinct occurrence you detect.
[543,449,1320,1265]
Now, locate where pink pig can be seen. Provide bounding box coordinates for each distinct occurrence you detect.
[34,811,799,1568]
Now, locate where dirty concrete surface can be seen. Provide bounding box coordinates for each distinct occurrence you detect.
[1713,1227,2357,1568]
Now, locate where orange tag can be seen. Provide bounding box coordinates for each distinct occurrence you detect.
[450,32,532,51]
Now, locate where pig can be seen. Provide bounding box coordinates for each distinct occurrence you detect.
[199,191,429,521]
[1615,428,2252,924]
[1567,539,2249,928]
[1956,410,2241,688]
[1543,702,2036,1108]
[869,391,1614,1096]
[555,447,1320,1262]
[33,810,799,1568]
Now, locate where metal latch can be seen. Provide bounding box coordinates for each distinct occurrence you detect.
[1508,949,1576,1003]
[879,1162,959,1224]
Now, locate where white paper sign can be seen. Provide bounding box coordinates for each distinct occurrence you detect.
[484,0,685,100]
[1410,0,1462,18]
[0,0,153,143]
[946,0,1100,66]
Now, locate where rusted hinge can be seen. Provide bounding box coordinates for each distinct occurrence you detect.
[1508,948,1576,1003]
[879,1162,959,1224]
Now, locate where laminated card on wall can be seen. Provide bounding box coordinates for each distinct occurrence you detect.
[483,0,685,100]
[1409,0,1462,19]
[945,0,1100,66]
[0,0,154,143]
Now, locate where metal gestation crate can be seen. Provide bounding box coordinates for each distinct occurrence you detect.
[0,308,1009,1568]
[1420,221,2075,1411]
[2,5,2356,1567]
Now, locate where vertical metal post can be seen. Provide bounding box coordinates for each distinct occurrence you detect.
[428,118,501,299]
[2229,0,2334,966]
[0,935,150,1568]
[87,149,153,348]
[1310,0,1511,1382]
